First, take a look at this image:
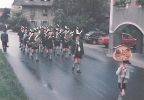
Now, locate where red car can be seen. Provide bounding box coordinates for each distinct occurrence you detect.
[98,33,137,48]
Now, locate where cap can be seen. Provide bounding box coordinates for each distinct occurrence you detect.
[123,60,131,64]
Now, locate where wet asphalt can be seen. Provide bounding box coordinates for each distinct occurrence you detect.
[1,31,144,100]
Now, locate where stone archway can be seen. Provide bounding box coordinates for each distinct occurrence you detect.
[109,22,144,54]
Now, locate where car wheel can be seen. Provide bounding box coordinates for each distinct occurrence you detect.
[92,40,97,45]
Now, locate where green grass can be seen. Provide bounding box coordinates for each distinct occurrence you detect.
[0,50,28,100]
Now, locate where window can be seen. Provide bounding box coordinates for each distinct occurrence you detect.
[31,21,36,28]
[41,0,50,1]
[41,21,49,26]
[31,9,35,15]
[31,9,35,19]
[43,9,48,16]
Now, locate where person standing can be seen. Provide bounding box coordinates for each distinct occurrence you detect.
[116,60,130,100]
[1,29,8,52]
[71,34,84,73]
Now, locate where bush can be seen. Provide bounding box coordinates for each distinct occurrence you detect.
[11,25,21,32]
[10,17,30,32]
[18,17,30,28]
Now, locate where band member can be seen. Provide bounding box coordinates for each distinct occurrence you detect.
[53,30,61,56]
[71,34,84,73]
[39,27,45,54]
[22,27,29,52]
[45,31,53,61]
[18,26,24,49]
[30,30,40,62]
[61,28,68,57]
[62,35,69,59]
[116,60,130,100]
[26,30,33,56]
[67,31,73,56]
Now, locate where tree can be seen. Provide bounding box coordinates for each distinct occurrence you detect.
[10,6,22,20]
[52,0,109,33]
[10,6,30,32]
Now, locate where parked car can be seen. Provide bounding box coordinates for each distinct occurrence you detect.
[98,33,137,48]
[84,31,107,45]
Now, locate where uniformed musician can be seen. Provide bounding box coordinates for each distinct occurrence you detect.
[53,30,61,56]
[18,26,25,49]
[71,34,84,73]
[22,27,29,52]
[30,29,40,62]
[26,30,33,56]
[45,30,53,61]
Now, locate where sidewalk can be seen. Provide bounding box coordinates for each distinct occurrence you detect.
[130,53,144,68]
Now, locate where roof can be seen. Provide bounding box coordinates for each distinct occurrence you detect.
[12,0,53,7]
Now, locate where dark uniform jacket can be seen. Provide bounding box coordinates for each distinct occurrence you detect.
[1,32,8,42]
[45,36,53,48]
[18,31,24,39]
[71,40,84,55]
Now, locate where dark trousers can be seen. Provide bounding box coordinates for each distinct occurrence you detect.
[2,41,7,52]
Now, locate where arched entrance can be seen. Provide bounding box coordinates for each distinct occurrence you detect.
[109,22,144,54]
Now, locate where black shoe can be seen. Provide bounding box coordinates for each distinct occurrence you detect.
[77,70,81,73]
[57,54,60,56]
[50,58,52,61]
[69,54,71,56]
[36,59,39,62]
[72,67,74,71]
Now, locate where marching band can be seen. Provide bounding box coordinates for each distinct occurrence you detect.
[17,25,84,73]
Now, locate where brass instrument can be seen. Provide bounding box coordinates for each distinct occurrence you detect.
[28,33,34,40]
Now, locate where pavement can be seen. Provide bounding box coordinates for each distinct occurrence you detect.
[130,53,144,68]
[0,30,144,100]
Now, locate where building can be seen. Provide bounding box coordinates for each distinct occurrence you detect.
[0,8,4,17]
[12,0,54,28]
[109,0,144,54]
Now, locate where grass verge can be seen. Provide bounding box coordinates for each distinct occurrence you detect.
[0,50,28,100]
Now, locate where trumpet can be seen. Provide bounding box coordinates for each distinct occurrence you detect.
[34,34,40,42]
[28,33,34,40]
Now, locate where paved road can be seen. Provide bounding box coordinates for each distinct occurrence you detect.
[1,31,144,100]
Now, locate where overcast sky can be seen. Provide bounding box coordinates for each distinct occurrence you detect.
[0,0,14,8]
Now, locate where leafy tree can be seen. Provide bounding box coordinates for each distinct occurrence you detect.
[52,0,109,33]
[10,6,30,32]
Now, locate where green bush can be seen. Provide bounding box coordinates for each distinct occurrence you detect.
[10,17,30,32]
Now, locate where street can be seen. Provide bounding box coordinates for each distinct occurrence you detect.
[1,31,144,100]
